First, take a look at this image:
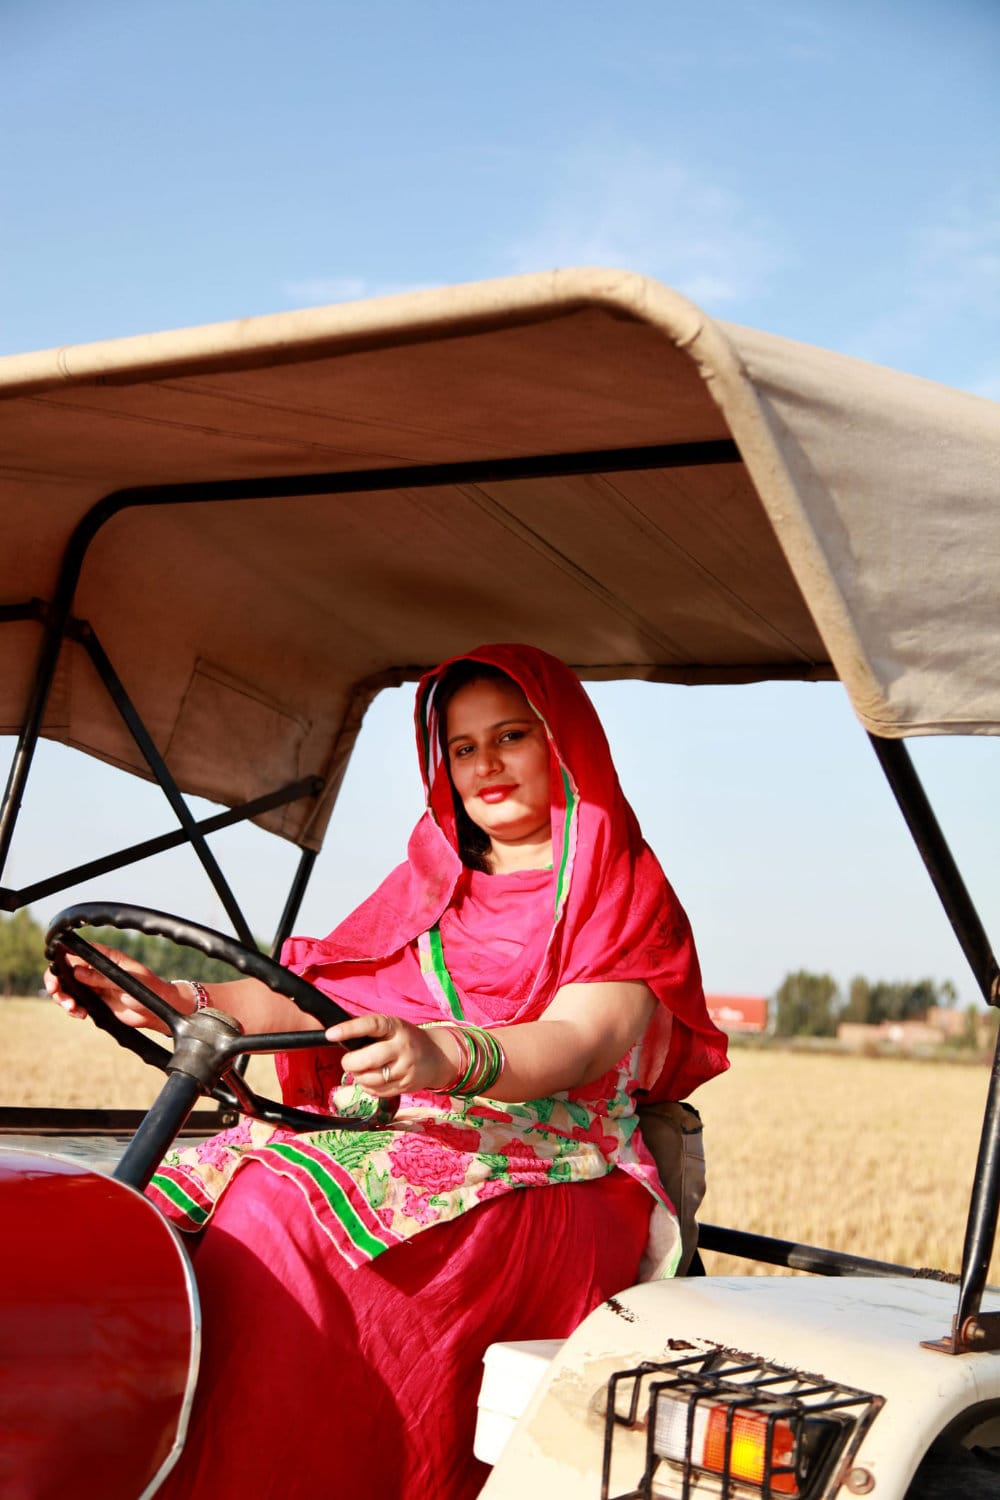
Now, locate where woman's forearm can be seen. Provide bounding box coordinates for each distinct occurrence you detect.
[464,981,657,1101]
[445,1017,615,1101]
[177,976,322,1036]
[46,944,323,1038]
[325,980,657,1101]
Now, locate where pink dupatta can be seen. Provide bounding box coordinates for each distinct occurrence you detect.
[279,644,727,1106]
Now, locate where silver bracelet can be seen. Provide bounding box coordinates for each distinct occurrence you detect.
[172,978,210,1012]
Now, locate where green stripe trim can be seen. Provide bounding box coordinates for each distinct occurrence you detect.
[418,680,434,784]
[265,1142,389,1259]
[429,924,466,1019]
[555,767,576,915]
[149,1172,210,1224]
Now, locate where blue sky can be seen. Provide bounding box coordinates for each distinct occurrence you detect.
[2,0,998,1006]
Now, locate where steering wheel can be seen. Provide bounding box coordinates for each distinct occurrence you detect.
[45,901,398,1133]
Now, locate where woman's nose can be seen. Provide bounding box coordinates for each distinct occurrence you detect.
[474,743,502,775]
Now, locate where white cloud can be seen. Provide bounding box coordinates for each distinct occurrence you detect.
[280,275,440,306]
[503,144,787,311]
[278,145,785,320]
[283,276,370,303]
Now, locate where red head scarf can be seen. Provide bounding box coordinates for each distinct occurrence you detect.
[281,644,728,1102]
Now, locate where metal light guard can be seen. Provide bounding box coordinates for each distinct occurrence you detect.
[601,1347,882,1500]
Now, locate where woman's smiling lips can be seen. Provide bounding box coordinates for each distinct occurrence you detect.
[478,784,516,803]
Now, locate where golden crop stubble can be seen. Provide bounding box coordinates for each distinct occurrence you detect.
[0,998,279,1108]
[692,1046,997,1280]
[5,1002,997,1280]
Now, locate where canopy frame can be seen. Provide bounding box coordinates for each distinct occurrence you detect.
[1,329,998,1344]
[0,434,742,952]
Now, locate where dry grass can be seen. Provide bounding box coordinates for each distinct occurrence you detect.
[3,1002,996,1280]
[695,1044,997,1278]
[0,998,279,1109]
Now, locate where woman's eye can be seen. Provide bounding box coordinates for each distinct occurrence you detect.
[452,744,473,759]
[500,730,525,744]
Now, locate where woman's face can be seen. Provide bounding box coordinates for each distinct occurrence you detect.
[444,677,552,856]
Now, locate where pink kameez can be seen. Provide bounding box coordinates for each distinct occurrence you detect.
[150,644,728,1498]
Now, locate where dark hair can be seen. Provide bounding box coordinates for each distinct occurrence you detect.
[432,659,520,873]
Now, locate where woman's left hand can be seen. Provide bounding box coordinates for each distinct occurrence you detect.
[325,1013,459,1096]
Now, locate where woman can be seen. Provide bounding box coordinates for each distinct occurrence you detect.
[48,643,728,1499]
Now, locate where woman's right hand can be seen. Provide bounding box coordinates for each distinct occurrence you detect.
[43,943,179,1036]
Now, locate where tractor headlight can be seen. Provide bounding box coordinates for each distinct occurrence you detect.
[602,1346,881,1499]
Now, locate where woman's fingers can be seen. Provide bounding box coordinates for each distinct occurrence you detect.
[45,976,89,1019]
[44,960,92,1016]
[327,1015,455,1095]
[341,1041,405,1089]
[325,1014,418,1093]
[324,1012,395,1046]
[343,1060,397,1094]
[45,944,166,1031]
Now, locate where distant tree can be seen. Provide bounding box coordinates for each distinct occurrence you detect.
[0,918,261,1001]
[0,918,271,1002]
[83,927,262,985]
[773,970,841,1038]
[0,909,47,996]
[844,975,871,1024]
[841,974,961,1032]
[962,1005,980,1050]
[867,982,906,1025]
[865,978,953,1026]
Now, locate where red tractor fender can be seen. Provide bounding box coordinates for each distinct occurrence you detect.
[0,1149,199,1500]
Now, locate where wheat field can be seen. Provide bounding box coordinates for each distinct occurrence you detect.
[0,998,281,1109]
[3,1000,997,1280]
[693,1043,998,1279]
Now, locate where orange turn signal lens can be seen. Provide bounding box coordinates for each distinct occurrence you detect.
[654,1393,800,1495]
[704,1405,798,1494]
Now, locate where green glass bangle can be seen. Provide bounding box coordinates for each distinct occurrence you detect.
[420,1021,506,1097]
[460,1023,505,1095]
[420,1021,474,1094]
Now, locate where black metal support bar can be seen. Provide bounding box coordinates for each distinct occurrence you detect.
[956,1032,1000,1335]
[0,436,738,893]
[71,619,256,948]
[271,846,318,956]
[867,734,1000,1347]
[0,599,50,625]
[867,735,1000,1006]
[0,775,323,912]
[98,438,742,512]
[0,1104,230,1135]
[0,461,161,876]
[697,1222,927,1279]
[0,587,87,879]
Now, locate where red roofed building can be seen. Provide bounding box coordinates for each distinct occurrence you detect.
[706,994,769,1034]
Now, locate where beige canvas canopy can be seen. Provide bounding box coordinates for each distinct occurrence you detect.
[1,268,997,853]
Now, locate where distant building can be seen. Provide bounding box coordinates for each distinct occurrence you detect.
[837,1008,984,1050]
[706,994,769,1034]
[927,1006,967,1039]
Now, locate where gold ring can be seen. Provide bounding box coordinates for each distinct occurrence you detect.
[382,1064,392,1084]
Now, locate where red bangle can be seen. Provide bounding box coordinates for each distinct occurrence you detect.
[173,978,210,1012]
